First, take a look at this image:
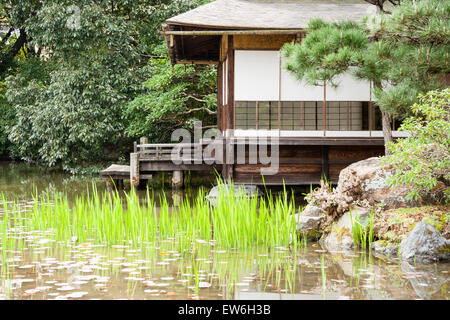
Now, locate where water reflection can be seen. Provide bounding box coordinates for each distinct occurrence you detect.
[0,162,449,300]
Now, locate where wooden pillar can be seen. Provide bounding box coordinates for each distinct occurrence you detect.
[130,153,140,188]
[172,170,184,189]
[225,35,234,182]
[321,146,329,182]
[105,178,115,191]
[346,101,350,131]
[255,101,259,129]
[323,81,327,136]
[300,101,304,129]
[217,62,223,132]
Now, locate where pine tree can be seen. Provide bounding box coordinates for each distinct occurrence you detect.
[282,0,449,154]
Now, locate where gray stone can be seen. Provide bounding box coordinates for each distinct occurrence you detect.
[400,221,450,263]
[321,206,371,250]
[206,184,260,206]
[372,240,399,258]
[301,204,324,218]
[296,215,323,238]
[295,204,324,239]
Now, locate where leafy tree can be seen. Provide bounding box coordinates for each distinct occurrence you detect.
[125,44,217,143]
[381,89,450,203]
[282,0,449,153]
[2,0,215,171]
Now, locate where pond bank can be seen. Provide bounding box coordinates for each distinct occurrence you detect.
[296,157,450,263]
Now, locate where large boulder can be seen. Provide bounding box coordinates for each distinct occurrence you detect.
[400,221,450,263]
[336,157,418,211]
[295,204,324,240]
[321,206,371,250]
[206,184,260,206]
[307,157,419,223]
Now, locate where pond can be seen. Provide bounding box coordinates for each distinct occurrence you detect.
[0,161,448,300]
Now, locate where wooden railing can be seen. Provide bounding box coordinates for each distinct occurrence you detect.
[133,139,219,162]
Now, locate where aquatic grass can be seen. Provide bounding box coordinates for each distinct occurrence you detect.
[349,207,375,250]
[321,254,326,299]
[0,180,299,257]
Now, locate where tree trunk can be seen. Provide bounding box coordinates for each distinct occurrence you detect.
[381,108,393,155]
[373,80,394,155]
[0,28,28,75]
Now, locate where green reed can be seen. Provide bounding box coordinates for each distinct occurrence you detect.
[0,180,300,256]
[349,207,375,250]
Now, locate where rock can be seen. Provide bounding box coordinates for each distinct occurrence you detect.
[400,222,450,263]
[206,184,260,206]
[337,157,418,211]
[321,206,371,250]
[295,204,324,240]
[301,204,324,218]
[372,240,399,258]
[307,157,420,223]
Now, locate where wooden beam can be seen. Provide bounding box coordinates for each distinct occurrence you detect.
[177,60,218,65]
[160,29,306,36]
[234,34,295,50]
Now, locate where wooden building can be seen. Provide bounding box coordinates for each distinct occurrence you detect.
[161,0,404,186]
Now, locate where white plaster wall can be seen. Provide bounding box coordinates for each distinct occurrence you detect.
[280,57,324,101]
[234,51,371,102]
[325,71,371,101]
[234,50,280,101]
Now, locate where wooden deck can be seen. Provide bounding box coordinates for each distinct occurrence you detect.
[100,140,223,189]
[101,134,386,189]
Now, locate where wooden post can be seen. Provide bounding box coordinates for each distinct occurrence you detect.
[217,62,223,132]
[105,178,114,191]
[346,101,350,131]
[172,170,184,189]
[300,101,304,129]
[130,153,140,188]
[321,146,329,182]
[140,137,148,151]
[227,36,234,132]
[255,101,259,130]
[323,81,327,136]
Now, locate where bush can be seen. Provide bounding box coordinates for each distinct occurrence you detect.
[382,89,450,203]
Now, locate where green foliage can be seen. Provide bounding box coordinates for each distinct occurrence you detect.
[364,0,450,115]
[0,81,12,156]
[282,0,449,120]
[125,45,217,142]
[282,19,367,86]
[350,207,375,250]
[381,89,450,202]
[1,0,216,170]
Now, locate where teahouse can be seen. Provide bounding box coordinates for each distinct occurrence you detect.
[158,0,404,186]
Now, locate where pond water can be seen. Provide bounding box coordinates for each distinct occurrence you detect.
[0,161,448,300]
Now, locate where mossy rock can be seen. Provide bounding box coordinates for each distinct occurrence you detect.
[374,205,450,243]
